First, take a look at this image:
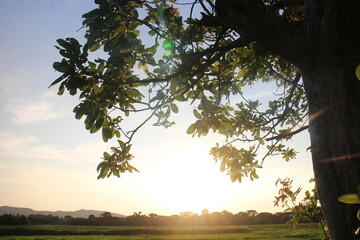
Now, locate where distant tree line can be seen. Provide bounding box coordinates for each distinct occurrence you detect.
[0,214,29,225]
[0,209,322,226]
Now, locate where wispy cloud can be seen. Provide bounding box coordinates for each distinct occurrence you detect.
[4,93,67,124]
[0,131,63,160]
[246,90,275,100]
[0,131,105,164]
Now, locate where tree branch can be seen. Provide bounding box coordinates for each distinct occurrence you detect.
[215,0,308,65]
[189,36,254,57]
[265,125,309,141]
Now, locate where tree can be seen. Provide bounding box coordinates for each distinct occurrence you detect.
[100,212,113,218]
[51,0,360,238]
[255,212,275,224]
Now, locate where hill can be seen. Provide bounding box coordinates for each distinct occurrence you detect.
[0,206,125,218]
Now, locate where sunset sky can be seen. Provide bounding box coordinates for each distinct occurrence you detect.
[0,0,315,216]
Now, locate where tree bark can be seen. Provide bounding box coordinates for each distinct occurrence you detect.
[301,1,360,238]
[302,61,360,239]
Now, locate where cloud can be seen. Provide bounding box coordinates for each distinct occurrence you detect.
[0,131,105,164]
[246,90,275,100]
[4,93,67,124]
[0,131,63,160]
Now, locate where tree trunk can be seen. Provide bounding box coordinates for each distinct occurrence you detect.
[302,60,360,239]
[300,1,360,238]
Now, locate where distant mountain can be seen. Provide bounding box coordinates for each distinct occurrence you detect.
[0,206,125,218]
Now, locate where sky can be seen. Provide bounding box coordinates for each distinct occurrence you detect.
[0,0,315,216]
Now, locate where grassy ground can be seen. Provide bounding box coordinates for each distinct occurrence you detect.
[0,223,326,240]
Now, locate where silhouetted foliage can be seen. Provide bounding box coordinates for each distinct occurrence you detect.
[0,214,29,225]
[28,214,63,225]
[0,210,308,226]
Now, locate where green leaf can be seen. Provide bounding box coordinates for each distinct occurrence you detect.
[69,88,77,95]
[90,124,100,133]
[49,75,66,88]
[186,123,195,134]
[103,152,111,159]
[129,21,140,30]
[97,161,107,171]
[137,61,143,69]
[170,103,179,113]
[56,38,71,50]
[220,120,232,130]
[237,69,247,79]
[88,61,96,69]
[112,168,120,177]
[89,42,101,52]
[57,85,65,95]
[115,130,121,138]
[338,194,360,204]
[59,49,72,58]
[102,127,112,142]
[95,117,105,130]
[97,61,105,73]
[218,127,229,136]
[53,61,68,73]
[193,109,202,119]
[97,166,109,179]
[131,166,140,173]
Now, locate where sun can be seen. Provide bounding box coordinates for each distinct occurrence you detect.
[148,148,231,214]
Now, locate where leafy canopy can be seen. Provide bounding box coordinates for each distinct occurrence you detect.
[51,0,308,180]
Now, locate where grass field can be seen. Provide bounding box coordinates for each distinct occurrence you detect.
[0,223,326,240]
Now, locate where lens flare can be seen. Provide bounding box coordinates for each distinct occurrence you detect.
[162,40,174,57]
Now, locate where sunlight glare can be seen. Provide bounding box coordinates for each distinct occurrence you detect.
[148,149,230,214]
